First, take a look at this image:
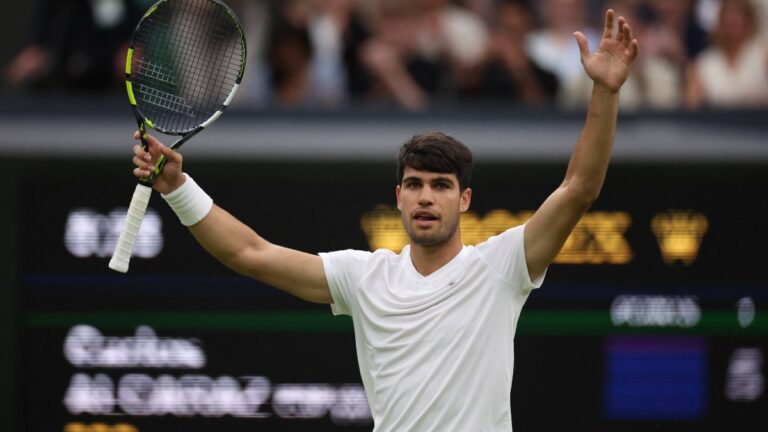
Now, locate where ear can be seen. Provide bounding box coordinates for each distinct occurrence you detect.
[460,187,472,212]
[396,185,402,211]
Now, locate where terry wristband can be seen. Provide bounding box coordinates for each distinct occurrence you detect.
[161,173,213,226]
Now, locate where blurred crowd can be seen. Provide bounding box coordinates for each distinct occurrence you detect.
[6,0,768,111]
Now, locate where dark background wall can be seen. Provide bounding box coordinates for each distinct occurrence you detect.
[2,127,766,430]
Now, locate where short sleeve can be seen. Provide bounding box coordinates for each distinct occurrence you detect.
[475,224,546,294]
[319,249,372,316]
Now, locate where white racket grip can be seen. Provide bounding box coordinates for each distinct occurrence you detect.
[109,183,153,273]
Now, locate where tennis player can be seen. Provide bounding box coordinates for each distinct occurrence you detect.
[131,9,637,431]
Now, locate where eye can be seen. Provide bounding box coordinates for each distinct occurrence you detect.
[434,182,450,190]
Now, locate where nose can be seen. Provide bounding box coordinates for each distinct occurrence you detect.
[418,185,434,206]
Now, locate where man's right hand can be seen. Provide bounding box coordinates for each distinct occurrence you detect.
[131,132,185,195]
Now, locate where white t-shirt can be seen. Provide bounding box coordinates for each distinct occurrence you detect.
[320,225,545,432]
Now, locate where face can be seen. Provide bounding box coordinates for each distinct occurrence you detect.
[497,4,532,39]
[650,0,692,21]
[396,167,471,248]
[718,0,754,44]
[543,0,586,29]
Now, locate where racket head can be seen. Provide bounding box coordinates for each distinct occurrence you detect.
[125,0,246,136]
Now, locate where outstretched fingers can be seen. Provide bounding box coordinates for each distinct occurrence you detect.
[574,31,590,62]
[629,38,639,62]
[622,19,632,44]
[618,18,639,62]
[617,17,626,43]
[602,9,615,40]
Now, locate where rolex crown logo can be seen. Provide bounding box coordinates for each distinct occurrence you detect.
[651,211,708,266]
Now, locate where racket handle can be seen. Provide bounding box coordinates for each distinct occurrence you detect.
[109,183,153,273]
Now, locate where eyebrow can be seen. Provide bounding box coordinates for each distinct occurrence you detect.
[430,177,455,184]
[402,176,455,185]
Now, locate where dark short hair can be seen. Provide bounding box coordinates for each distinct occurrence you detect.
[397,132,473,190]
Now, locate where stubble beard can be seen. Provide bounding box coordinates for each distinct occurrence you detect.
[402,214,460,248]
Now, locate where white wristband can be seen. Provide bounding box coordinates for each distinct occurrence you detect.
[161,173,213,226]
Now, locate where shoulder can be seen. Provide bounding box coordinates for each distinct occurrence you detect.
[475,224,526,251]
[320,248,371,263]
[472,225,526,272]
[320,247,399,267]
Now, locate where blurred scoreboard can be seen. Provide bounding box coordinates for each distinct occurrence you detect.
[15,159,768,431]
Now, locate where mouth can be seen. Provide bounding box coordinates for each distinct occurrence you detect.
[412,210,439,225]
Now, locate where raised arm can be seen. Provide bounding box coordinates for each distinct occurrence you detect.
[132,133,332,304]
[524,10,638,281]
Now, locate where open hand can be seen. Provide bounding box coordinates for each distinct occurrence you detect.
[574,9,639,92]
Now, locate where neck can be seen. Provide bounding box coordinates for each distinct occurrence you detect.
[409,235,463,276]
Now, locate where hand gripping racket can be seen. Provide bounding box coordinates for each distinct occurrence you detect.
[109,0,246,273]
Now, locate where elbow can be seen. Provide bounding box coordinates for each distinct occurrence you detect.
[217,244,264,279]
[562,181,601,210]
[235,248,268,280]
[582,188,601,208]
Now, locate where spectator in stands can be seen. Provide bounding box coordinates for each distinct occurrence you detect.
[6,0,144,92]
[642,0,708,66]
[757,0,768,39]
[463,0,497,24]
[265,0,352,108]
[461,0,558,105]
[359,1,433,110]
[560,0,684,110]
[307,0,372,103]
[528,0,601,94]
[360,0,489,110]
[268,20,336,108]
[412,0,489,84]
[685,0,768,108]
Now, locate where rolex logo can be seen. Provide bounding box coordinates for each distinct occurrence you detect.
[359,206,529,253]
[557,212,632,264]
[651,210,708,266]
[360,205,633,264]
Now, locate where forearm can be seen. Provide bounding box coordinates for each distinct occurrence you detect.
[158,171,330,303]
[159,173,268,274]
[188,205,270,276]
[562,83,620,202]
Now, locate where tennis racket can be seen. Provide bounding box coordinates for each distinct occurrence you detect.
[109,0,246,273]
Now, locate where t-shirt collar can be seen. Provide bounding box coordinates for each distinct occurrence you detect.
[401,244,468,280]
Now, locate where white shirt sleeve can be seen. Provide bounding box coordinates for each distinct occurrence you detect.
[319,249,372,316]
[475,224,546,294]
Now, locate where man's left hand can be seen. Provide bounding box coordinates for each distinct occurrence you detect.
[575,9,639,92]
